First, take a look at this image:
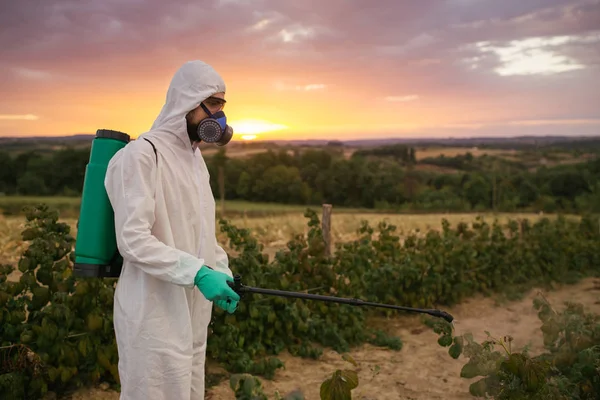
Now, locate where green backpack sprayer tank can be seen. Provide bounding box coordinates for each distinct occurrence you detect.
[73,129,130,278]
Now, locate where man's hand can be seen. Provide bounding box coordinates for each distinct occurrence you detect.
[194,266,240,303]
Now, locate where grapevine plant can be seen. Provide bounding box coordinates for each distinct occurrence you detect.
[1,203,600,399]
[0,205,118,398]
[427,292,600,399]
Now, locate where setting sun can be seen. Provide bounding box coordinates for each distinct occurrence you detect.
[230,119,288,136]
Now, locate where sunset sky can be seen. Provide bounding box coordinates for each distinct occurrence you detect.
[1,0,599,141]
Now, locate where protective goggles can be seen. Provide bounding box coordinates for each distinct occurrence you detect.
[202,96,226,111]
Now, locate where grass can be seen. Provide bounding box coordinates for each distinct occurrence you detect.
[220,211,578,252]
[0,196,82,218]
[0,196,392,219]
[0,195,81,207]
[340,146,520,161]
[413,147,518,161]
[0,201,579,266]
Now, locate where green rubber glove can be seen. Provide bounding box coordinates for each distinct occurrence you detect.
[194,266,240,303]
[215,298,238,314]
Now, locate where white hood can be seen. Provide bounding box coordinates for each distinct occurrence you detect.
[149,60,226,148]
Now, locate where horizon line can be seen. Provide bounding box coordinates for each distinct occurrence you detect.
[1,132,600,142]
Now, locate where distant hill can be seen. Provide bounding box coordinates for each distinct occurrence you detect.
[0,134,96,154]
[269,135,600,146]
[2,133,600,152]
[0,134,95,142]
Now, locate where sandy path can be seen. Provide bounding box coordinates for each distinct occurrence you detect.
[60,277,600,400]
[205,277,600,400]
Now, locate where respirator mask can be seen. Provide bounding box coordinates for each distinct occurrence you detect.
[188,101,234,146]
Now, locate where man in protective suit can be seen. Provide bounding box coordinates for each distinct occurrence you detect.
[104,60,241,400]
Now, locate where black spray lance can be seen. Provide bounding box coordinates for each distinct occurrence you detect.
[227,275,454,323]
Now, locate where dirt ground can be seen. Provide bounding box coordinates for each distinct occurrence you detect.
[59,277,600,400]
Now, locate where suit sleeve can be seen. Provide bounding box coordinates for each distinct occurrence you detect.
[104,141,204,287]
[213,244,233,278]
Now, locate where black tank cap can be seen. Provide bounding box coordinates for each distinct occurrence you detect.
[96,129,130,143]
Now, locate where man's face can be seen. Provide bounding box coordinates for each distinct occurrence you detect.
[186,92,226,125]
[186,92,227,145]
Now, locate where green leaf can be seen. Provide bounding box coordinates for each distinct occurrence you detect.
[242,375,255,394]
[36,267,54,287]
[31,286,50,310]
[21,227,40,241]
[60,367,72,383]
[78,336,89,357]
[17,258,32,273]
[460,361,482,379]
[0,291,10,307]
[10,310,26,324]
[320,370,359,400]
[47,367,59,382]
[20,329,34,344]
[342,353,358,367]
[468,377,489,397]
[448,341,462,359]
[0,372,25,398]
[437,334,453,347]
[19,272,36,288]
[341,370,358,390]
[86,313,104,332]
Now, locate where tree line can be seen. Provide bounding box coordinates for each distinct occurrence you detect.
[1,144,599,213]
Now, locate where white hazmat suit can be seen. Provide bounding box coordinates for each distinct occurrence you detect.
[104,61,234,400]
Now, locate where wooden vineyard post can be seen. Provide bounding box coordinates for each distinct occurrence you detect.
[322,204,332,256]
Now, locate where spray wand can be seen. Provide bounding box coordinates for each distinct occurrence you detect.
[227,275,454,323]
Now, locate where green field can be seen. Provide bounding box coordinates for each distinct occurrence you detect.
[0,195,393,219]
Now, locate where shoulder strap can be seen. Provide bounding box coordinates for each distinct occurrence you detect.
[142,138,159,198]
[143,138,158,164]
